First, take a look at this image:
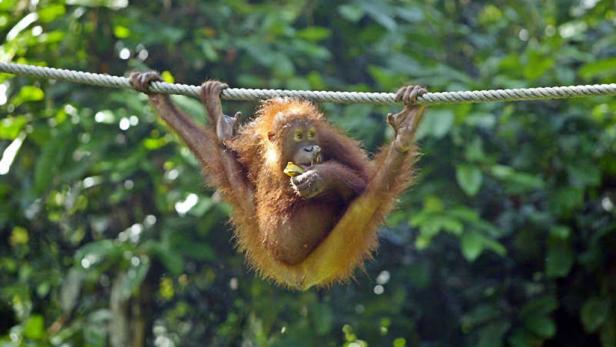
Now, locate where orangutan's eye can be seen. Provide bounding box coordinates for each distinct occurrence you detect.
[294,129,304,142]
[307,128,316,140]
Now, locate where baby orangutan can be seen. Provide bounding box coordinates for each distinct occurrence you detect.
[130,72,426,289]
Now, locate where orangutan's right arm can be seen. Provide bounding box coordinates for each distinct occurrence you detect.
[129,72,254,215]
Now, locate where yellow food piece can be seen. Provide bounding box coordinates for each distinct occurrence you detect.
[284,162,305,177]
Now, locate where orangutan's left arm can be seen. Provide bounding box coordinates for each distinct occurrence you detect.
[291,161,366,201]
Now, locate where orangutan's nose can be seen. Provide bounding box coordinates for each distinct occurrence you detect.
[304,145,321,154]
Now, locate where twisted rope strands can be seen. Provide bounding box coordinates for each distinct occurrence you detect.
[1,62,615,105]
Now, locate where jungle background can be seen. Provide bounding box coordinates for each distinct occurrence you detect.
[1,0,615,346]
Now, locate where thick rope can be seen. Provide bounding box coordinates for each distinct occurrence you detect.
[1,62,615,105]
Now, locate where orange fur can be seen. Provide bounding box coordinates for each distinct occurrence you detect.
[218,98,418,289]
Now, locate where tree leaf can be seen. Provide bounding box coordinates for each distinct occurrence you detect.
[23,315,45,340]
[477,321,510,347]
[37,4,65,22]
[338,4,364,22]
[461,304,501,331]
[13,86,45,106]
[508,329,541,347]
[75,240,125,268]
[310,303,334,335]
[520,296,558,317]
[482,237,507,256]
[61,268,83,313]
[461,230,484,261]
[119,256,150,299]
[150,243,184,276]
[0,115,28,140]
[490,165,544,193]
[600,315,616,347]
[34,130,71,194]
[417,109,454,139]
[546,237,574,278]
[84,310,110,347]
[580,57,616,80]
[297,27,331,41]
[456,164,483,196]
[440,216,464,235]
[567,164,601,188]
[524,315,556,338]
[580,297,610,333]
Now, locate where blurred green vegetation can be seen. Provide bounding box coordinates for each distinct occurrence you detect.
[1,0,615,346]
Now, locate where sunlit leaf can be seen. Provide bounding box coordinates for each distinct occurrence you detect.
[424,196,444,212]
[66,0,129,10]
[0,116,28,140]
[13,85,44,106]
[38,4,65,22]
[297,27,330,41]
[23,315,45,339]
[113,25,130,38]
[9,226,28,246]
[161,70,175,84]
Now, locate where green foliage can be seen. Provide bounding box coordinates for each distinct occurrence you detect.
[1,0,615,346]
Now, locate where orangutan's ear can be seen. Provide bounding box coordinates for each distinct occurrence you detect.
[267,131,275,142]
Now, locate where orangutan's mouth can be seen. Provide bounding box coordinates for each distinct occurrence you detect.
[311,152,322,166]
[298,152,321,170]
